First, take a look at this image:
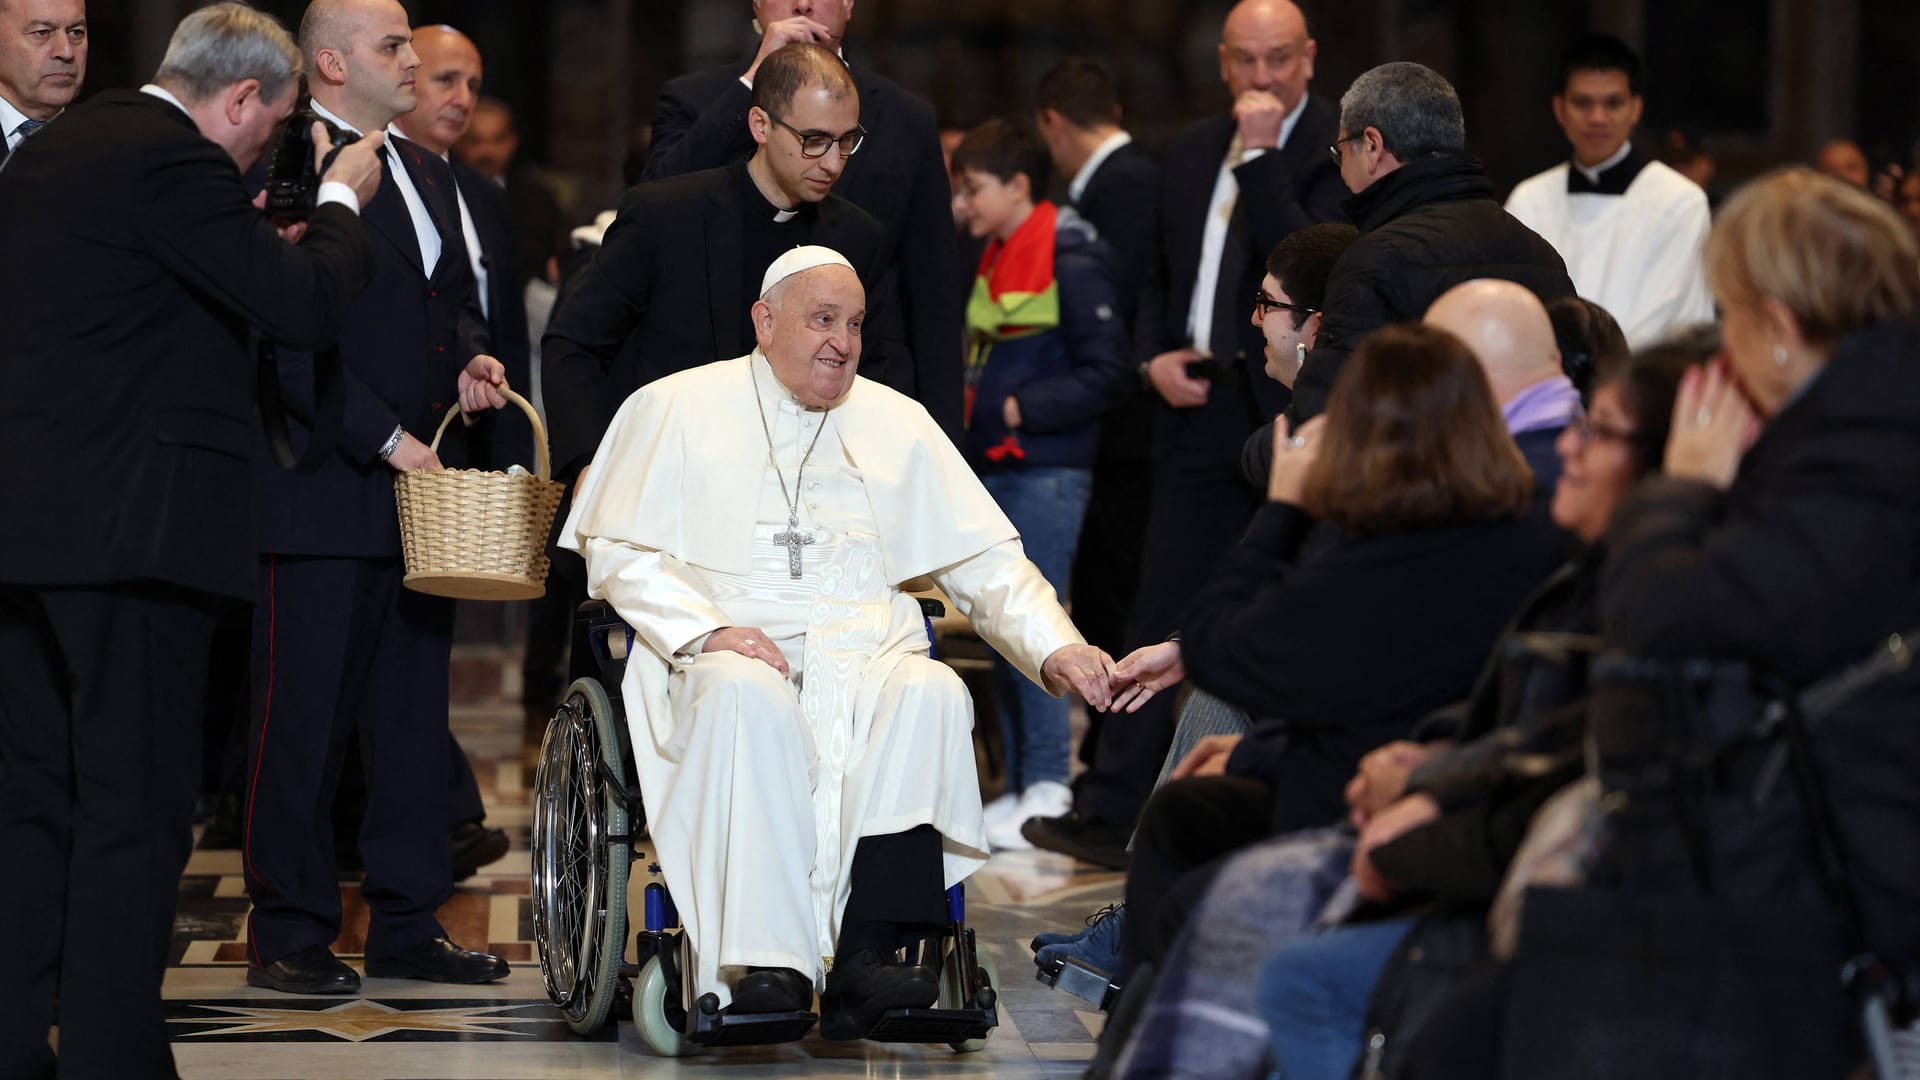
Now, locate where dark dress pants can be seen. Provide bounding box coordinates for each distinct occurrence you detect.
[0,584,222,1080]
[1121,775,1273,983]
[243,556,454,965]
[1074,459,1260,830]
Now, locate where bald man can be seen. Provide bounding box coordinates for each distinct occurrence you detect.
[245,0,511,995]
[1425,279,1582,492]
[1024,0,1347,868]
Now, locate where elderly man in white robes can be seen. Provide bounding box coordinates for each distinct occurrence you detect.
[562,245,1116,1038]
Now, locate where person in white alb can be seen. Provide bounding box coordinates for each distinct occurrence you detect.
[0,0,85,170]
[563,246,1117,1038]
[1504,33,1714,349]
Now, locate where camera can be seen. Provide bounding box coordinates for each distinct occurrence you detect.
[262,107,359,222]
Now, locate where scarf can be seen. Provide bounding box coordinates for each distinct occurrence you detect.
[965,200,1061,441]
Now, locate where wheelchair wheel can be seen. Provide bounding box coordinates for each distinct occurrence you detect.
[941,944,999,1052]
[531,678,631,1036]
[633,953,696,1056]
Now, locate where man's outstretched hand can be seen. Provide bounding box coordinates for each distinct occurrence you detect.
[1042,643,1117,711]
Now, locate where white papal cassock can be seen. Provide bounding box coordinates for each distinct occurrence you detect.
[1504,146,1715,350]
[561,352,1082,1005]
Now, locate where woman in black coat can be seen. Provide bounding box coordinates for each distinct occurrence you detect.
[1110,323,1568,983]
[1414,169,1920,1080]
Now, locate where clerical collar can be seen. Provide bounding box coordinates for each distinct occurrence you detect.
[740,162,804,223]
[1567,141,1648,196]
[752,351,825,412]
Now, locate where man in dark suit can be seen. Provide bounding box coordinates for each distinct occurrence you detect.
[1032,55,1159,675]
[0,0,86,168]
[1024,0,1347,867]
[242,0,513,997]
[543,41,886,479]
[391,21,524,879]
[457,95,568,290]
[644,1,962,440]
[0,6,382,1074]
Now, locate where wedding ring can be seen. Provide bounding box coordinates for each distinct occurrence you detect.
[1694,408,1712,428]
[743,638,756,647]
[1288,435,1306,448]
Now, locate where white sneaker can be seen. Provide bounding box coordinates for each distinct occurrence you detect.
[982,792,1020,830]
[987,781,1074,851]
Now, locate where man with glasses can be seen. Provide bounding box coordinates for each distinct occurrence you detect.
[1286,61,1575,425]
[1022,0,1346,871]
[541,42,885,483]
[643,0,962,441]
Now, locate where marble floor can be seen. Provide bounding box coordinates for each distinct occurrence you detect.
[160,696,1122,1079]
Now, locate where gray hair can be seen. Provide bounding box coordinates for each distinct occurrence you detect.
[153,3,302,105]
[1338,61,1465,159]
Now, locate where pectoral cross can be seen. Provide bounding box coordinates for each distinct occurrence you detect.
[773,514,816,578]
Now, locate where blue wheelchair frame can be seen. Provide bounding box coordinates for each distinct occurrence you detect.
[531,598,999,1055]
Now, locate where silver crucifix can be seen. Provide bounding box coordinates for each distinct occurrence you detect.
[773,514,816,578]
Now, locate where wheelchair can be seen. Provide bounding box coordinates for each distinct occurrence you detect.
[531,599,1000,1056]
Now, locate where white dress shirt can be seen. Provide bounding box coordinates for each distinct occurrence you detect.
[1068,130,1133,204]
[0,93,34,152]
[1186,94,1310,354]
[308,100,439,271]
[432,146,490,319]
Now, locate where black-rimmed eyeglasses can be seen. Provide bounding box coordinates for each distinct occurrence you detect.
[767,113,867,159]
[1253,289,1318,319]
[1327,133,1366,168]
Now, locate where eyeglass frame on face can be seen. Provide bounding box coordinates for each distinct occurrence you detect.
[1253,288,1318,320]
[1328,132,1367,168]
[765,111,867,159]
[1567,412,1642,448]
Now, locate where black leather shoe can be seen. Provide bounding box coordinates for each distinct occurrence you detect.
[730,967,812,1014]
[364,936,510,984]
[451,822,511,881]
[819,947,940,1040]
[248,946,362,995]
[1021,810,1130,869]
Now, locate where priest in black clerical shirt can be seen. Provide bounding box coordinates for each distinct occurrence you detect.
[541,42,885,479]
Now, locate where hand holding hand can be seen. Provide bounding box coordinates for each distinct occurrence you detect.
[1343,740,1436,826]
[1109,641,1186,713]
[746,15,836,81]
[1351,793,1441,902]
[1267,415,1325,505]
[459,354,510,413]
[1234,91,1290,150]
[385,431,442,472]
[1042,643,1117,711]
[703,625,791,677]
[1664,360,1757,490]
[1148,348,1210,408]
[319,125,384,210]
[1170,734,1243,781]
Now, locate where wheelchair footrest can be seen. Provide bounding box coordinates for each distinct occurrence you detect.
[864,1006,997,1044]
[1037,956,1121,1011]
[686,1009,818,1047]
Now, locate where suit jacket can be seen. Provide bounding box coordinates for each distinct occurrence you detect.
[645,52,963,440]
[0,91,374,601]
[1071,139,1162,466]
[540,159,886,476]
[255,130,491,558]
[451,157,536,472]
[1138,99,1346,469]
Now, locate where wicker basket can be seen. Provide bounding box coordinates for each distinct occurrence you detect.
[394,387,565,601]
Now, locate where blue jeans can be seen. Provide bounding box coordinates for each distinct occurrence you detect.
[980,467,1092,791]
[1257,916,1418,1080]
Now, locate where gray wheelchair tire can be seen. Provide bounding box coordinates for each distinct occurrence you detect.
[531,677,631,1037]
[634,954,695,1057]
[941,944,998,1052]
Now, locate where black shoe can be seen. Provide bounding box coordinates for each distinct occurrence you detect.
[451,822,511,881]
[730,967,812,1014]
[365,936,510,984]
[248,946,362,995]
[818,947,940,1040]
[1021,810,1131,870]
[198,792,244,849]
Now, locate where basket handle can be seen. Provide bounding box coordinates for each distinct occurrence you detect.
[425,384,551,481]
